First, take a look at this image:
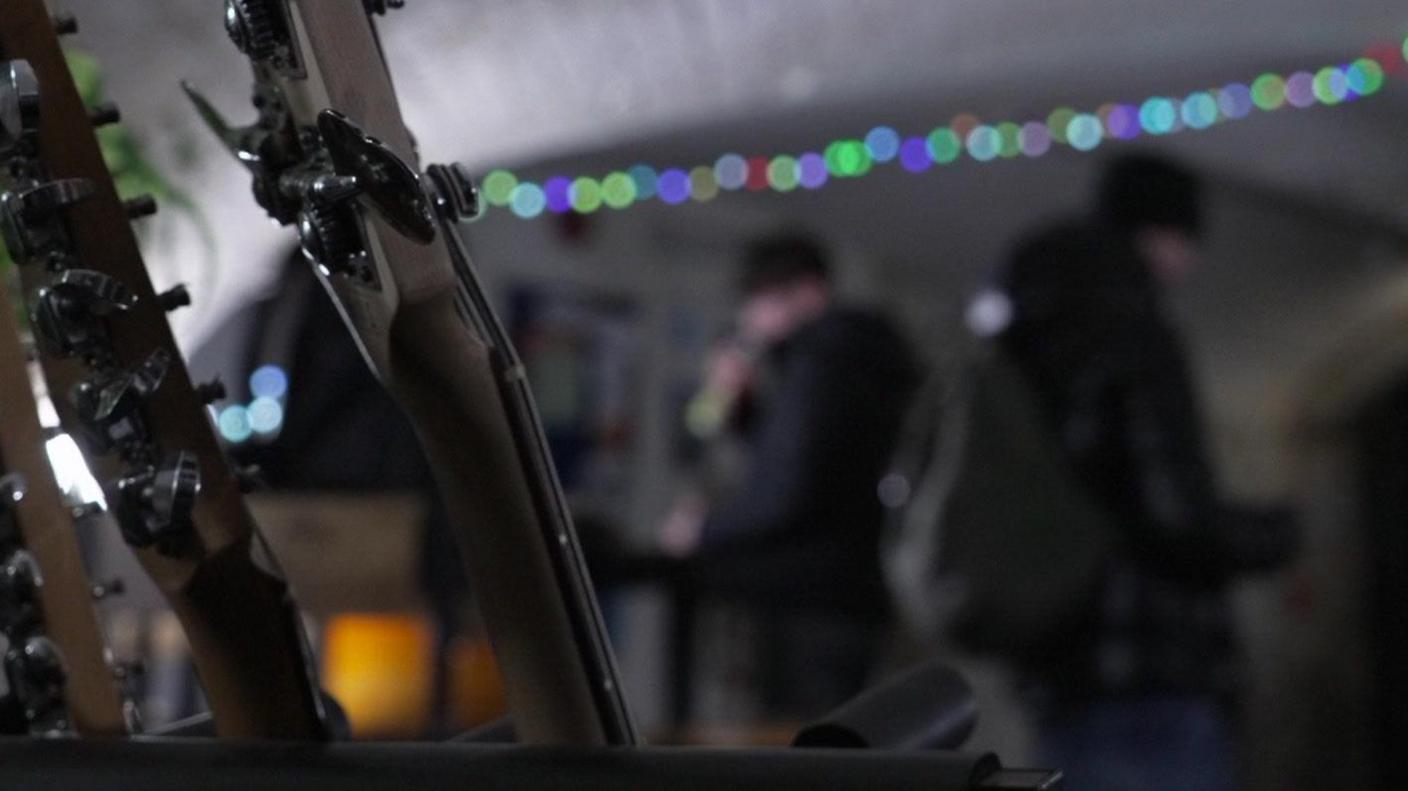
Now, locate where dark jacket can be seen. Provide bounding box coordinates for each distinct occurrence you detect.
[997,221,1274,699]
[692,307,921,618]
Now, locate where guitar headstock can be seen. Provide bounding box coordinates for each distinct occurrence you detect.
[0,0,325,739]
[0,270,130,736]
[184,0,476,381]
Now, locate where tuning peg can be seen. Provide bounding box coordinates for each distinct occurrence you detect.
[194,379,226,404]
[156,284,191,312]
[69,502,104,520]
[0,550,41,604]
[113,452,200,548]
[0,550,42,633]
[87,102,120,128]
[90,578,125,601]
[0,473,26,512]
[123,194,157,220]
[51,13,78,36]
[30,269,137,358]
[316,110,436,243]
[426,163,482,223]
[70,350,170,452]
[0,60,40,155]
[6,178,94,222]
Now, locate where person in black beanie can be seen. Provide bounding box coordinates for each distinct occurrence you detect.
[981,154,1292,791]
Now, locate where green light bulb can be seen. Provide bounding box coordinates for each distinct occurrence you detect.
[926,128,961,164]
[689,166,719,201]
[1251,73,1286,111]
[601,172,637,209]
[570,177,603,213]
[768,156,800,192]
[482,170,518,208]
[1046,108,1076,144]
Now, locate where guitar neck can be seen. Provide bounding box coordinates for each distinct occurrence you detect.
[278,0,638,744]
[0,275,128,736]
[0,0,324,739]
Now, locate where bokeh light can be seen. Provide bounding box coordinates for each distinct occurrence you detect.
[899,137,931,172]
[1139,97,1179,134]
[628,165,659,200]
[601,171,637,209]
[569,177,602,213]
[1312,66,1349,105]
[1066,114,1104,151]
[965,126,1000,162]
[1181,91,1219,130]
[768,156,800,192]
[797,152,829,189]
[926,128,962,164]
[1104,104,1142,140]
[1046,107,1076,144]
[510,183,546,219]
[657,169,691,204]
[249,364,288,400]
[864,126,901,163]
[481,170,517,207]
[1284,71,1316,108]
[1019,122,1052,157]
[996,122,1022,159]
[544,176,573,213]
[480,42,1391,220]
[1218,83,1254,119]
[689,166,718,201]
[714,153,748,191]
[248,396,284,435]
[1346,59,1385,97]
[1252,73,1287,110]
[218,405,253,444]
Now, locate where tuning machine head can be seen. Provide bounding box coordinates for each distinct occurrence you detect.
[112,452,201,549]
[70,350,170,454]
[30,270,137,359]
[3,634,70,735]
[0,59,39,157]
[0,178,96,265]
[314,110,436,243]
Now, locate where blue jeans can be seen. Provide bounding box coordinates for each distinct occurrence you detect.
[1036,695,1235,791]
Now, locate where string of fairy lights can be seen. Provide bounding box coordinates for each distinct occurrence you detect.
[476,36,1408,220]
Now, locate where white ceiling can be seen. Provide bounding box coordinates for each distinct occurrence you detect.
[44,0,1408,347]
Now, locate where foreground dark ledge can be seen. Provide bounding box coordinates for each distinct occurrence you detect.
[0,737,1059,790]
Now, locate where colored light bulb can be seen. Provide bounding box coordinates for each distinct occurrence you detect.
[899,137,932,172]
[1312,66,1348,105]
[1019,122,1052,157]
[248,396,284,435]
[797,152,829,189]
[768,156,800,192]
[864,126,901,163]
[689,166,719,201]
[511,182,547,218]
[1218,83,1254,119]
[1181,92,1219,129]
[482,170,518,207]
[602,171,637,209]
[218,405,253,444]
[1251,73,1287,110]
[926,128,961,164]
[1046,107,1076,144]
[1139,97,1179,134]
[1346,58,1385,97]
[629,165,659,200]
[1284,71,1315,108]
[249,364,288,400]
[714,154,748,191]
[657,169,691,205]
[569,178,602,213]
[543,177,573,213]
